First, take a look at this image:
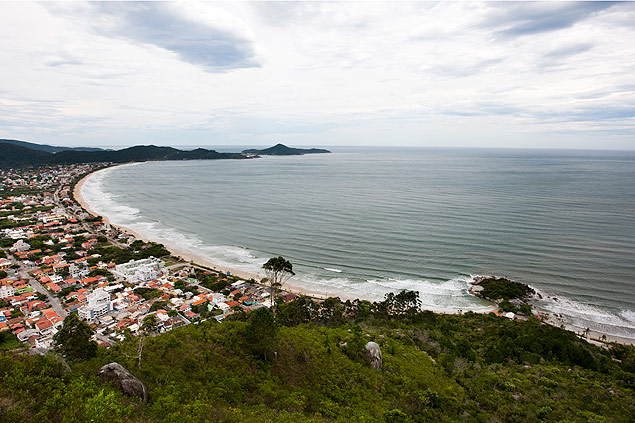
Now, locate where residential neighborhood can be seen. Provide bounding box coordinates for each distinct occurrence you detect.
[0,164,291,352]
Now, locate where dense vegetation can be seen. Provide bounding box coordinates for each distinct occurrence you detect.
[242,143,331,155]
[478,277,534,301]
[1,291,633,422]
[0,142,249,168]
[0,138,103,153]
[89,240,171,265]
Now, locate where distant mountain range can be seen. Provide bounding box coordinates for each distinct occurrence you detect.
[0,140,248,168]
[242,143,330,155]
[0,138,104,153]
[0,140,331,168]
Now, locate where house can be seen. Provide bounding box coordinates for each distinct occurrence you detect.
[10,239,30,252]
[0,281,15,299]
[281,293,299,303]
[78,288,112,321]
[0,258,12,270]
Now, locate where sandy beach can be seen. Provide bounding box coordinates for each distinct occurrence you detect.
[73,167,634,345]
[73,167,344,301]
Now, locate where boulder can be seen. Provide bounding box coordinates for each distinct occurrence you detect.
[98,362,148,401]
[364,341,382,370]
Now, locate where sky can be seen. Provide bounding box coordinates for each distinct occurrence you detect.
[1,1,634,149]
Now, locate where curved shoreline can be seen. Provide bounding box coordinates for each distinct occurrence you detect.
[73,164,634,345]
[73,165,348,301]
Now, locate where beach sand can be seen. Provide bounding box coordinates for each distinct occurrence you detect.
[74,168,634,345]
[74,168,343,301]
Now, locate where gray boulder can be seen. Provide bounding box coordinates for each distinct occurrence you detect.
[98,362,148,401]
[364,341,382,370]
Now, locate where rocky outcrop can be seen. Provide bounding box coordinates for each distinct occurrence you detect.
[364,341,382,370]
[98,362,148,402]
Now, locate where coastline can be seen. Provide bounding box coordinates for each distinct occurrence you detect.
[73,166,344,301]
[73,165,634,345]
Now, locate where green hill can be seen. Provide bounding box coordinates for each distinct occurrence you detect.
[243,143,331,155]
[0,142,249,168]
[1,293,633,422]
[0,138,103,153]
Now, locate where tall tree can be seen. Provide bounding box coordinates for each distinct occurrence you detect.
[261,256,295,310]
[245,307,277,361]
[53,313,97,362]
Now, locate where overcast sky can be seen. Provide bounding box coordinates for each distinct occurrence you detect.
[1,1,634,149]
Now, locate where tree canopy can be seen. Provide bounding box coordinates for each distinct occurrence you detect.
[52,313,97,362]
[261,256,295,306]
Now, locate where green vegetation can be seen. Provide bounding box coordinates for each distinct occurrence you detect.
[242,144,331,156]
[0,142,250,168]
[478,277,534,301]
[0,332,21,351]
[1,292,634,422]
[52,313,98,363]
[262,256,295,307]
[133,288,163,301]
[91,240,170,264]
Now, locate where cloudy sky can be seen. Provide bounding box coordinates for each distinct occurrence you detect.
[1,1,634,149]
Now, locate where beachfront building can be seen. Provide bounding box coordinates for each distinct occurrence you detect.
[112,257,165,283]
[78,288,112,321]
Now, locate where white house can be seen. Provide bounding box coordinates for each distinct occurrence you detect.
[78,288,113,321]
[10,239,30,252]
[0,282,15,299]
[113,257,165,283]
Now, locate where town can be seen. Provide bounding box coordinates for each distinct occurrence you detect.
[0,164,296,352]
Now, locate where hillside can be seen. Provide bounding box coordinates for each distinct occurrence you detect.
[0,138,103,153]
[1,294,633,422]
[243,143,331,155]
[0,142,249,168]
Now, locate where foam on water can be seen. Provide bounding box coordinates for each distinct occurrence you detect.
[79,154,635,342]
[533,287,635,339]
[82,168,263,273]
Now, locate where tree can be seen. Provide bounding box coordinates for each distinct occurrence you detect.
[261,256,295,310]
[245,307,276,360]
[137,314,158,367]
[53,313,97,362]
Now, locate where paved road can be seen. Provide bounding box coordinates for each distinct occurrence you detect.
[15,261,68,318]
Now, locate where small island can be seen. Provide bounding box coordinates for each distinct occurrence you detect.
[470,276,535,317]
[242,143,331,156]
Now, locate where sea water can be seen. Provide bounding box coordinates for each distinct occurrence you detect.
[80,147,635,339]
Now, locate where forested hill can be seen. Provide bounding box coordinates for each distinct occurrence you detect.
[0,142,250,168]
[243,143,331,155]
[1,292,634,422]
[0,138,103,153]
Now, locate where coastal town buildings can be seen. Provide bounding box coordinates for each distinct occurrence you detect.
[78,288,113,321]
[113,257,165,283]
[0,163,307,351]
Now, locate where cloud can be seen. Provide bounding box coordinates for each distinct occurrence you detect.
[480,2,617,38]
[67,2,262,72]
[544,43,594,59]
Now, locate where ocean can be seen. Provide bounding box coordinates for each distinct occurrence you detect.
[80,147,635,340]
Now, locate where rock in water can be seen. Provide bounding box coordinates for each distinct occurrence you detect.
[364,341,382,370]
[98,362,148,401]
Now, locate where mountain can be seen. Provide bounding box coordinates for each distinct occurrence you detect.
[0,138,103,153]
[0,143,54,167]
[242,143,330,155]
[0,142,250,168]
